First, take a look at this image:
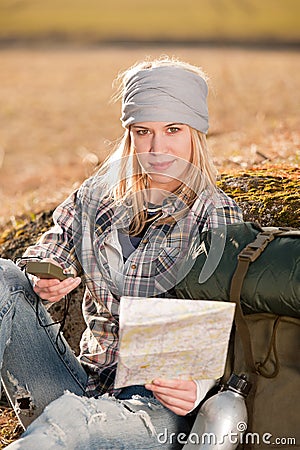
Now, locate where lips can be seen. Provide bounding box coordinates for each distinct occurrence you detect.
[149,160,175,171]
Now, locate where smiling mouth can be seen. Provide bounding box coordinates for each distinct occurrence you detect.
[149,160,175,171]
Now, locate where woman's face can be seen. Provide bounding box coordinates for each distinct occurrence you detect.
[130,121,192,193]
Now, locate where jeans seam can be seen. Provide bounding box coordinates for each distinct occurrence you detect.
[0,298,14,320]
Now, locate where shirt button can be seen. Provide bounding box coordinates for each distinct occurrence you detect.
[142,239,148,244]
[131,264,137,270]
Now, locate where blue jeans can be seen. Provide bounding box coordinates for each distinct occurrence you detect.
[0,259,191,449]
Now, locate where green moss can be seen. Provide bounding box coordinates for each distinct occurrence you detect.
[217,167,300,227]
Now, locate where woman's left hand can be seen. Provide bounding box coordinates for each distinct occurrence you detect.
[145,379,197,416]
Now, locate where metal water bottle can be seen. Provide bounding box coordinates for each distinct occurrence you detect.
[183,374,252,449]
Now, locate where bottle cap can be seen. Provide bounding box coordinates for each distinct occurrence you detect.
[226,373,252,397]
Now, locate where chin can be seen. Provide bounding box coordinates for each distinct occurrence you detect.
[148,173,181,191]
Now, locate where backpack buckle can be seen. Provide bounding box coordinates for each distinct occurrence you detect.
[238,231,276,263]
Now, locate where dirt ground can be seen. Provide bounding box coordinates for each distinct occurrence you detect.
[0,46,299,228]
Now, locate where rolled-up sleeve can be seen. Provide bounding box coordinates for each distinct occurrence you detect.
[22,191,82,276]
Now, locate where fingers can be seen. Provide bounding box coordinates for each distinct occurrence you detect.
[33,276,82,303]
[146,378,196,399]
[145,379,197,416]
[153,393,194,416]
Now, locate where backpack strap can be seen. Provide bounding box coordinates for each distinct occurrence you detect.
[229,228,280,373]
[228,226,289,435]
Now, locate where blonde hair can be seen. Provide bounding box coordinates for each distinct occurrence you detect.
[99,56,217,235]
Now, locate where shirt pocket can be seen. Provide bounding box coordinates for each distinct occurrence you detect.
[136,245,180,278]
[156,246,181,274]
[154,246,182,292]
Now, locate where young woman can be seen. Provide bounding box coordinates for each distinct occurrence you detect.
[0,57,243,449]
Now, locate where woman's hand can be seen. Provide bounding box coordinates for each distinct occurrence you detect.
[145,379,197,416]
[32,259,81,303]
[33,277,82,303]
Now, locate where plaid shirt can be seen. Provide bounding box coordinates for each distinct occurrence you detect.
[23,173,243,396]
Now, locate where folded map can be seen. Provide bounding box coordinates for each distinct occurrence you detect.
[114,297,235,388]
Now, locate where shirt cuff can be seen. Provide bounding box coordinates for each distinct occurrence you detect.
[188,379,216,414]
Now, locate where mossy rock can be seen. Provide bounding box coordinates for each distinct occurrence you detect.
[217,166,299,228]
[0,166,299,354]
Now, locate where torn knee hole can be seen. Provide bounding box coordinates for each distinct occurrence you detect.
[14,390,35,416]
[7,371,35,416]
[16,395,32,410]
[13,391,35,417]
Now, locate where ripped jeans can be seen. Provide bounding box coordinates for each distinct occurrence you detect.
[0,259,192,449]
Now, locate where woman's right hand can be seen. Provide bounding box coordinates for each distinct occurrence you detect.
[33,276,82,303]
[31,259,82,303]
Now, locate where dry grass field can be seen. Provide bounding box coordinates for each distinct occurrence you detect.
[0,46,299,228]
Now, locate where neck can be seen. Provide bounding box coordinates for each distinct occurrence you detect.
[147,188,170,205]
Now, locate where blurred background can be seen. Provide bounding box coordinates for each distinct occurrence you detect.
[0,0,300,227]
[1,0,300,45]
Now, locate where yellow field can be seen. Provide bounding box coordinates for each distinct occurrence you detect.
[0,46,299,227]
[0,0,300,43]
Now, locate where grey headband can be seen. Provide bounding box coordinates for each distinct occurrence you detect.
[121,66,209,133]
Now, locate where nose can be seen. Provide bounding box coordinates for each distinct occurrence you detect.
[150,133,167,154]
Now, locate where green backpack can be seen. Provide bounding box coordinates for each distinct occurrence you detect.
[178,223,300,449]
[175,222,299,318]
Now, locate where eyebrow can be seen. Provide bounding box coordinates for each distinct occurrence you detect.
[131,123,183,129]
